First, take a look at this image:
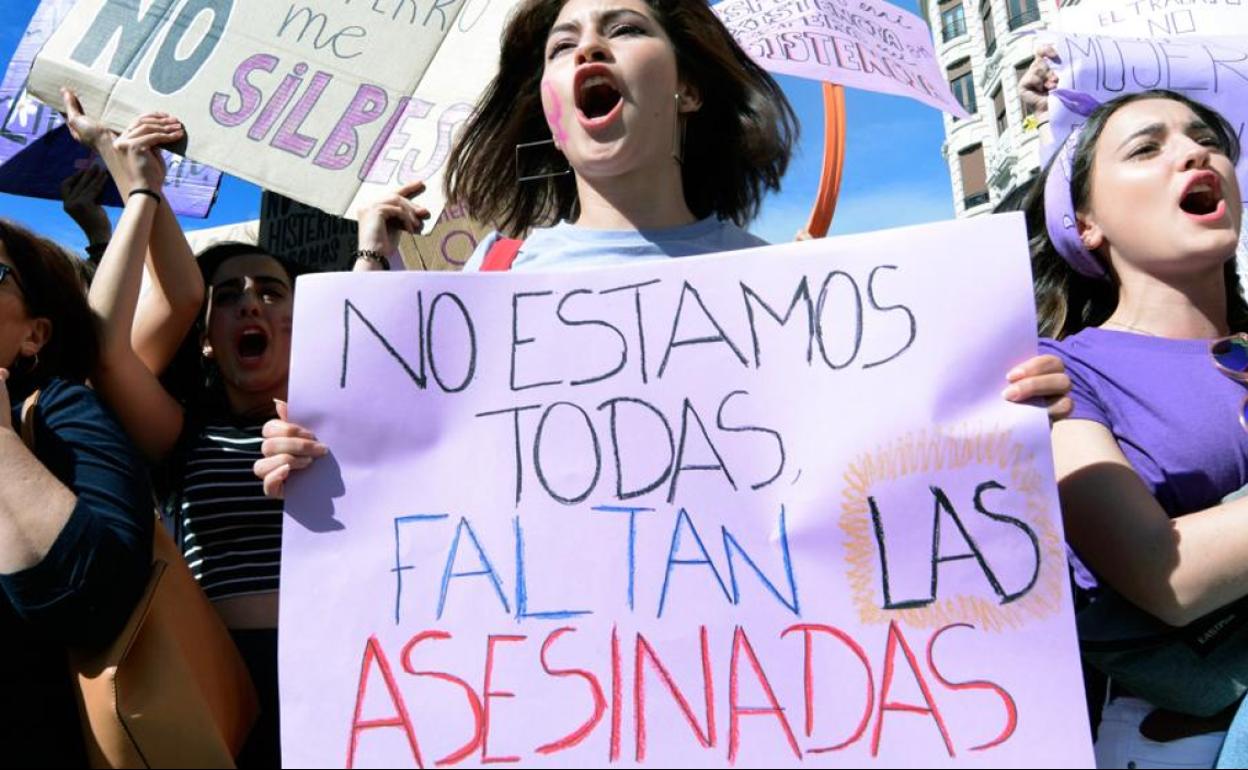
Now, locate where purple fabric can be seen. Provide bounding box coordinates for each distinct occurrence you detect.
[1042,89,1108,280]
[1041,328,1248,521]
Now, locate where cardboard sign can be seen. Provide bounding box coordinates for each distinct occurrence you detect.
[27,0,521,224]
[0,0,221,217]
[260,190,359,272]
[398,200,492,272]
[280,214,1093,768]
[714,0,971,117]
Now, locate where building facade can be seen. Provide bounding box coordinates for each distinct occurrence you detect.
[922,0,1056,215]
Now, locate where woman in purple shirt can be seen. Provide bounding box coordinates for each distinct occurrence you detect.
[1031,89,1248,767]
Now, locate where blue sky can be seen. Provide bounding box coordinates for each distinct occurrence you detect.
[0,0,952,250]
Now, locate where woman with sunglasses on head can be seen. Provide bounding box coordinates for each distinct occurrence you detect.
[1028,89,1248,768]
[0,219,153,765]
[256,0,1073,495]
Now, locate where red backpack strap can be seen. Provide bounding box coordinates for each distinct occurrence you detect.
[480,237,523,271]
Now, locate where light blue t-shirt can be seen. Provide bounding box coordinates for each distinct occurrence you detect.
[462,216,768,272]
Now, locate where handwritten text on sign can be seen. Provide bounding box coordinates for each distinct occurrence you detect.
[1056,0,1248,38]
[27,0,519,222]
[280,216,1092,768]
[1046,33,1248,205]
[713,0,970,117]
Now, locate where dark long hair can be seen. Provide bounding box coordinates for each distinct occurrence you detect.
[1026,89,1247,339]
[161,242,300,417]
[0,219,99,393]
[445,0,797,235]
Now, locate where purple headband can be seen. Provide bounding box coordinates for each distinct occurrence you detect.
[1042,89,1108,280]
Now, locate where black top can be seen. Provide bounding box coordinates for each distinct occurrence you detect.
[163,418,283,601]
[0,378,153,767]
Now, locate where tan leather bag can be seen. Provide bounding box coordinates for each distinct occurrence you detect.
[21,392,260,768]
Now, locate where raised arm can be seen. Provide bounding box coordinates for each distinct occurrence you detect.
[62,89,204,374]
[84,111,189,462]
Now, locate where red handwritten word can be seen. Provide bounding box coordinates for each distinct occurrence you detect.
[345,622,1017,766]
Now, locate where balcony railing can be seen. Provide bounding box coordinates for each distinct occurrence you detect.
[941,18,967,42]
[1008,6,1041,29]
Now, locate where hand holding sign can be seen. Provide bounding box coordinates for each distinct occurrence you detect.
[112,113,184,195]
[59,86,109,151]
[1019,44,1061,122]
[256,399,326,500]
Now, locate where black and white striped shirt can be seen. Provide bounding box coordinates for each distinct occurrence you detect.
[173,422,283,602]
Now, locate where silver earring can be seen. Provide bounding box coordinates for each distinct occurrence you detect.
[515,138,572,183]
[672,93,687,165]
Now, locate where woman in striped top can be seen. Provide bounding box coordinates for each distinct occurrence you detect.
[65,88,429,765]
[66,93,296,766]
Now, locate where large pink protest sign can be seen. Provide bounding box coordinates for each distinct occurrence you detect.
[0,0,222,217]
[1045,33,1248,206]
[280,215,1092,768]
[713,0,971,117]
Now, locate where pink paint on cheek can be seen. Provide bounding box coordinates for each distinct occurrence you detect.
[542,81,569,146]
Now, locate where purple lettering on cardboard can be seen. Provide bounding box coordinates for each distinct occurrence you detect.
[314,84,389,170]
[250,62,308,142]
[359,96,435,184]
[211,53,278,127]
[272,70,333,158]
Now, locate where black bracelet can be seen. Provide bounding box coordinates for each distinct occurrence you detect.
[128,188,162,203]
[353,249,390,270]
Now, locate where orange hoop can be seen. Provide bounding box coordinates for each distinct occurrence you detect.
[803,83,847,239]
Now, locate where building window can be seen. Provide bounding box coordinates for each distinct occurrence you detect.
[940,3,967,42]
[981,1,997,58]
[959,144,990,209]
[948,58,977,116]
[1015,57,1034,116]
[993,86,1007,135]
[1007,0,1041,30]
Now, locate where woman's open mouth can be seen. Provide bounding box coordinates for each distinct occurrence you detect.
[574,65,624,130]
[1179,171,1227,222]
[236,327,270,366]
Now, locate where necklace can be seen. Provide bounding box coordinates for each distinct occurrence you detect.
[1101,320,1159,337]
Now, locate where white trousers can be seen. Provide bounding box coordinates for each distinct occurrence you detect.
[1095,697,1226,769]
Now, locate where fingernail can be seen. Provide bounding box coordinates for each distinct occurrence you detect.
[314,443,328,456]
[1007,366,1025,381]
[279,464,291,478]
[1002,385,1021,401]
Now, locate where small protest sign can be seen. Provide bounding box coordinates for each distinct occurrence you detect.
[1056,0,1248,38]
[398,200,492,272]
[260,191,359,273]
[714,0,971,117]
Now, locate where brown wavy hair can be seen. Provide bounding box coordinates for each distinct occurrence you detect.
[445,0,797,235]
[0,219,99,392]
[1025,90,1247,340]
